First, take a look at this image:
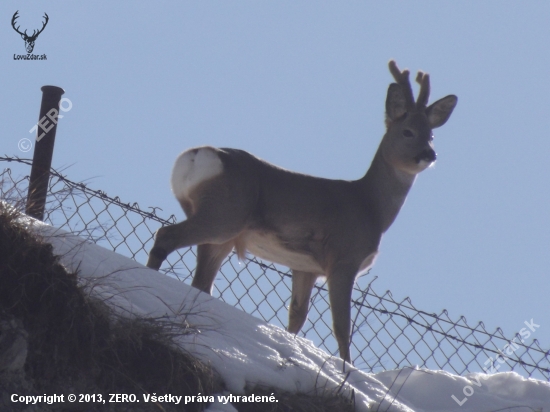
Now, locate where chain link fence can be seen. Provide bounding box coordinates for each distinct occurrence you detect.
[2,156,549,381]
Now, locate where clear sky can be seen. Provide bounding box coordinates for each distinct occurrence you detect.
[2,1,549,348]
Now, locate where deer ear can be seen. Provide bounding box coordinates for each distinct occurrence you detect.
[426,95,457,129]
[386,83,408,120]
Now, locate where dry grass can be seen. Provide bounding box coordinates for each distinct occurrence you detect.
[0,200,354,411]
[0,201,220,411]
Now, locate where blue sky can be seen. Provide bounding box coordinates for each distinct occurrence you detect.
[2,1,549,348]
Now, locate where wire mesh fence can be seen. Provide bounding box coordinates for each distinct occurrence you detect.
[2,156,549,381]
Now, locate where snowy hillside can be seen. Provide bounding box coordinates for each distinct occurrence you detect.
[34,220,550,412]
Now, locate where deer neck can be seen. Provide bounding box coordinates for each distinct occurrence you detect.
[358,146,417,234]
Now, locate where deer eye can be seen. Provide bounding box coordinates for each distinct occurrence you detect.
[402,129,414,138]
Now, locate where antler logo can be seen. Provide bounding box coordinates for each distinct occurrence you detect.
[11,11,49,54]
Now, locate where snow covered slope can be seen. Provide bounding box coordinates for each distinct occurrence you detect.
[33,220,550,412]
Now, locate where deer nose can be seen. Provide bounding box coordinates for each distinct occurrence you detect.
[414,148,436,164]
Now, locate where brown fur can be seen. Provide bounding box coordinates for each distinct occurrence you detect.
[147,61,457,363]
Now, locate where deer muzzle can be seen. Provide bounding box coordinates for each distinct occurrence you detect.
[414,148,436,164]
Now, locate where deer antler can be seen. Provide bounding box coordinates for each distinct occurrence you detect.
[415,71,430,109]
[11,11,49,40]
[388,60,415,110]
[11,11,26,36]
[388,60,431,110]
[32,13,49,39]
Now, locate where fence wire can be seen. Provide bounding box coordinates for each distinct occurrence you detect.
[1,156,549,381]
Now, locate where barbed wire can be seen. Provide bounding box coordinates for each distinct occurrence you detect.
[1,156,549,380]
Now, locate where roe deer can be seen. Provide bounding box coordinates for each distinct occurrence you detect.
[146,61,457,362]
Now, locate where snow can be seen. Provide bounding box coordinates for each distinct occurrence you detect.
[29,219,550,411]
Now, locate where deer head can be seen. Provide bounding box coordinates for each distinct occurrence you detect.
[381,60,457,176]
[11,11,49,54]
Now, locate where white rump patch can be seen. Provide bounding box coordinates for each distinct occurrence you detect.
[171,146,224,200]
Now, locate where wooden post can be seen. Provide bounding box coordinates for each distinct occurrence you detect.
[25,85,65,221]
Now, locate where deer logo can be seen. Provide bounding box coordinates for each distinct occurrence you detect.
[11,11,49,54]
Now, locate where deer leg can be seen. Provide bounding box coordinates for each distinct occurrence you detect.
[147,220,204,270]
[192,241,234,294]
[288,270,318,334]
[327,266,357,363]
[146,212,245,270]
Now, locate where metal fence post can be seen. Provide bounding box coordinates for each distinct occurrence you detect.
[25,85,65,221]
